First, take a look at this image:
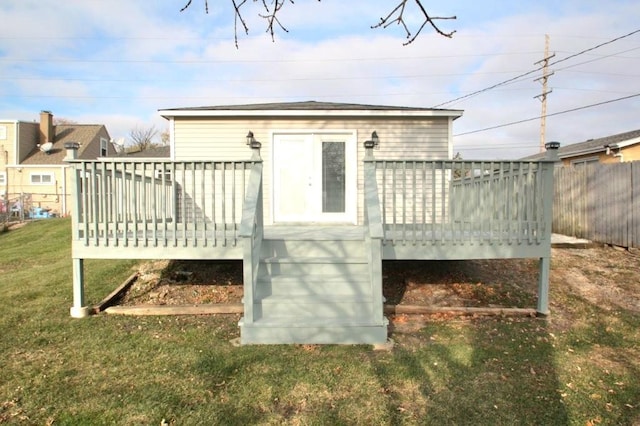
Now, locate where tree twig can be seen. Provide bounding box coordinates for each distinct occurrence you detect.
[372,0,456,45]
[180,0,455,47]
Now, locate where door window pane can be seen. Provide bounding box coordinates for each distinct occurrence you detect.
[322,141,345,213]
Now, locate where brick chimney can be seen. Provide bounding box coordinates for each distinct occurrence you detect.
[39,110,54,145]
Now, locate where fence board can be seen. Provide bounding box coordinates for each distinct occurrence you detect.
[553,161,639,248]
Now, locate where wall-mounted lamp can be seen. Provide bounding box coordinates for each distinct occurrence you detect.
[364,131,379,149]
[246,131,261,149]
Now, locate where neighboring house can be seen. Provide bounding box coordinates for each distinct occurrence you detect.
[65,101,559,345]
[0,111,112,216]
[524,129,640,166]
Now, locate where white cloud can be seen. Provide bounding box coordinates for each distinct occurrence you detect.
[0,0,638,159]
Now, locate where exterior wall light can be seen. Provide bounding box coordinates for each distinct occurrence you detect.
[364,131,379,149]
[246,131,261,149]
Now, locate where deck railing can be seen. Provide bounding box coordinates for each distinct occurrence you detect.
[68,160,256,247]
[239,160,264,324]
[371,160,554,245]
[363,150,385,323]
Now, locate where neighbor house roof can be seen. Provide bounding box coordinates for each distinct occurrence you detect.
[120,145,170,158]
[21,124,110,165]
[523,129,640,161]
[160,100,463,119]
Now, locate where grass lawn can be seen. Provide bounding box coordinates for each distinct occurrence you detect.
[0,218,639,425]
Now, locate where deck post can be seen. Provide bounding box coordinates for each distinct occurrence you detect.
[537,256,551,315]
[239,142,264,330]
[363,137,386,325]
[65,142,90,318]
[537,142,560,316]
[70,258,90,318]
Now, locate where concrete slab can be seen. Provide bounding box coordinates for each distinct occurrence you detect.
[551,233,598,248]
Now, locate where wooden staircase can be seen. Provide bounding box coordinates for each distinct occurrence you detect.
[239,226,388,344]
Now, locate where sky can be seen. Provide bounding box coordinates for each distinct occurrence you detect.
[0,0,639,159]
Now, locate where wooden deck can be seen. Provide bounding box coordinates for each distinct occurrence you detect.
[65,144,558,343]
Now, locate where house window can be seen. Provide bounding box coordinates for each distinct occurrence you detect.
[100,138,108,157]
[0,171,6,185]
[0,125,6,140]
[30,173,54,185]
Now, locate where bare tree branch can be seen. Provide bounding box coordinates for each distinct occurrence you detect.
[258,0,291,43]
[129,125,159,152]
[180,0,455,47]
[372,0,456,45]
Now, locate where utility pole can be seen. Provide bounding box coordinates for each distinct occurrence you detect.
[534,34,555,152]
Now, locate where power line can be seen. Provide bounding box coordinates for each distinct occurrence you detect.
[0,51,541,65]
[433,28,640,108]
[453,92,640,137]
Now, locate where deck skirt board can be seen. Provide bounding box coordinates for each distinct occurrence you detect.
[72,224,548,260]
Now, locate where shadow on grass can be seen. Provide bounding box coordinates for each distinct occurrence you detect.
[368,317,569,424]
[375,258,569,424]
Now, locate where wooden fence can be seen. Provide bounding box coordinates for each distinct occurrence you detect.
[553,161,640,248]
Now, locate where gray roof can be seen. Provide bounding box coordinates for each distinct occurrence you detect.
[523,128,640,160]
[21,124,109,165]
[122,145,170,158]
[161,100,461,113]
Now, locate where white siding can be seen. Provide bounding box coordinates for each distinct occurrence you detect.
[173,116,452,225]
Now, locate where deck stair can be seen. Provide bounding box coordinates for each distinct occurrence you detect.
[239,226,388,344]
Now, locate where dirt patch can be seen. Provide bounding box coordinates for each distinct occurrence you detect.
[551,248,640,313]
[119,246,639,314]
[120,260,243,306]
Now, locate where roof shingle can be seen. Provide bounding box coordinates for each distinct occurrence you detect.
[21,124,109,165]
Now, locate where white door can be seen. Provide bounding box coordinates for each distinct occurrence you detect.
[273,132,356,223]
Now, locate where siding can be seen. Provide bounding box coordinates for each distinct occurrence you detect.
[0,121,17,167]
[17,122,38,163]
[173,116,452,225]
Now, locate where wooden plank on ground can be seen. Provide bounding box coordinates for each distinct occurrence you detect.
[384,305,536,317]
[104,304,243,316]
[92,272,139,314]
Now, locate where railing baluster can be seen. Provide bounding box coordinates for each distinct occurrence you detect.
[80,163,89,245]
[401,161,406,244]
[381,161,387,241]
[112,162,120,246]
[99,162,107,245]
[517,160,525,244]
[211,162,218,246]
[90,162,98,247]
[141,162,148,247]
[221,162,227,246]
[421,161,426,244]
[151,163,158,247]
[201,162,207,247]
[232,162,237,246]
[191,162,197,246]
